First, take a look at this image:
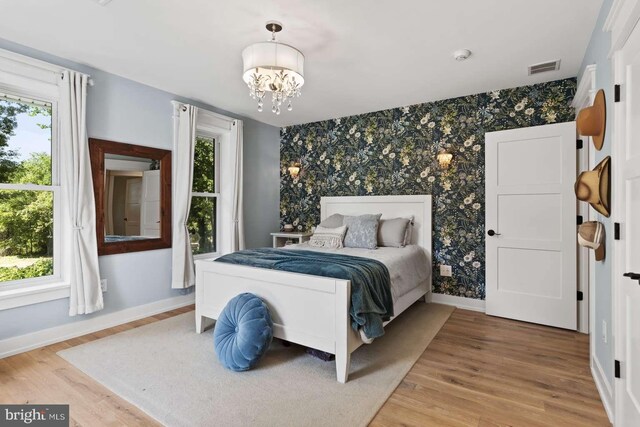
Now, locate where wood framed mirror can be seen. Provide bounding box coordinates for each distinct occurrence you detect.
[89,138,172,255]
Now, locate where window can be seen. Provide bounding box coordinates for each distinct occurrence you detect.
[189,135,219,256]
[0,93,59,287]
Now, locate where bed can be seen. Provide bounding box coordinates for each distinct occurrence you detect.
[194,195,433,383]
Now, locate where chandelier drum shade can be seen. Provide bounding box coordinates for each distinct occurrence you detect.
[242,21,305,114]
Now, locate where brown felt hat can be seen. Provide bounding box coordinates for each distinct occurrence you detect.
[575,156,611,217]
[578,221,605,261]
[577,89,606,150]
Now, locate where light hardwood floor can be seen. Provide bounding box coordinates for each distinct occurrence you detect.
[0,306,609,426]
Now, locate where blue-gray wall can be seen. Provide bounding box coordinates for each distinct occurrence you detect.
[0,39,280,340]
[577,0,614,390]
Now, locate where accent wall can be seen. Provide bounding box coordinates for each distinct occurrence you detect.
[280,79,576,300]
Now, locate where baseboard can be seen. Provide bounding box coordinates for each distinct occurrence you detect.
[0,294,195,359]
[428,293,485,312]
[592,355,615,424]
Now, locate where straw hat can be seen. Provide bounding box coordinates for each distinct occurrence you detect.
[578,221,605,261]
[575,156,611,217]
[577,89,606,150]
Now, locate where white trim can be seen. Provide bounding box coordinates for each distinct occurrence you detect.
[428,293,486,312]
[573,64,597,335]
[604,0,640,55]
[592,356,616,423]
[0,282,70,311]
[0,293,195,359]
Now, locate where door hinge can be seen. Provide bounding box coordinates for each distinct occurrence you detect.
[615,360,621,378]
[615,222,621,240]
[577,291,584,301]
[577,139,583,149]
[577,215,584,225]
[615,85,621,102]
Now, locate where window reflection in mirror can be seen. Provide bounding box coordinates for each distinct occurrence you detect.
[103,154,161,242]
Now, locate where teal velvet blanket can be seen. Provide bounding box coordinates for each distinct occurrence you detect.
[215,248,393,339]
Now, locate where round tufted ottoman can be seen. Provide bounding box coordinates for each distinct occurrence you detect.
[213,293,274,371]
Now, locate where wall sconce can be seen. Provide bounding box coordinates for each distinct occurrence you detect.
[288,163,301,178]
[437,152,453,168]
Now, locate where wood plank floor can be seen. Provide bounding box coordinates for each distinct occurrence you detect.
[0,306,609,426]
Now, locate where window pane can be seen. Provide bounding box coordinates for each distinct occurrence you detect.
[0,99,52,185]
[188,196,216,255]
[192,136,215,193]
[0,189,54,283]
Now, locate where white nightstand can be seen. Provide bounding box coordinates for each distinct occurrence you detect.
[271,231,312,248]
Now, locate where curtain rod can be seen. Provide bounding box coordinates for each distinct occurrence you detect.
[60,71,95,87]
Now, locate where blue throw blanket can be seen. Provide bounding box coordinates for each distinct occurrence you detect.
[215,248,393,339]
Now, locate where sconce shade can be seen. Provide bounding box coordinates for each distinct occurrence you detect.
[288,165,300,177]
[437,152,453,168]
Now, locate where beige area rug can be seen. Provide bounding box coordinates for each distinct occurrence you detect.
[58,302,454,427]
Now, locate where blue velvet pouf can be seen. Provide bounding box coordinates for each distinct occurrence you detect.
[213,293,274,372]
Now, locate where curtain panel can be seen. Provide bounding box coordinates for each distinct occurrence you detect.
[171,104,198,288]
[60,70,104,316]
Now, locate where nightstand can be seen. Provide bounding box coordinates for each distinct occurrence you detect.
[271,231,312,248]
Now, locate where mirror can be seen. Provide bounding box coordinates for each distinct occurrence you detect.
[89,138,171,255]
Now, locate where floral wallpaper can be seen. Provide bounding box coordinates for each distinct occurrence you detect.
[280,78,576,299]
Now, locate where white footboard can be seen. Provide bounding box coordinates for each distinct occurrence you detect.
[195,259,356,383]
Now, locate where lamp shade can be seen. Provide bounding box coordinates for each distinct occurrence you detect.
[242,41,305,90]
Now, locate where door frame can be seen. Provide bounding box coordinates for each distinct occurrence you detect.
[573,64,597,335]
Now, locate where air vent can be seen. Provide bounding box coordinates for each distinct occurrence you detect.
[528,60,561,75]
[93,0,114,5]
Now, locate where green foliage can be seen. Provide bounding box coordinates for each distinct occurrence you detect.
[188,137,216,254]
[0,258,53,282]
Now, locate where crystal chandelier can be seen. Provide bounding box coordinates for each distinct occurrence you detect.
[242,21,305,114]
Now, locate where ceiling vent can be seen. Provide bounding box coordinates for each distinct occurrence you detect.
[528,60,561,75]
[93,0,114,5]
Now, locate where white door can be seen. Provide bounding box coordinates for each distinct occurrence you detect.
[485,122,577,329]
[614,21,640,426]
[140,170,161,238]
[124,178,142,236]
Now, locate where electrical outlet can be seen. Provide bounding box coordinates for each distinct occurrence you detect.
[602,320,607,344]
[440,265,452,277]
[100,279,107,293]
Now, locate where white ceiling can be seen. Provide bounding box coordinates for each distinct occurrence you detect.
[0,0,602,127]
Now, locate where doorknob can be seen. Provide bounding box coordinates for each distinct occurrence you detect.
[487,229,501,237]
[623,272,640,284]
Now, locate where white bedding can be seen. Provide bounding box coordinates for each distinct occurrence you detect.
[286,243,431,304]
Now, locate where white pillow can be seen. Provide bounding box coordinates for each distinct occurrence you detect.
[308,225,348,249]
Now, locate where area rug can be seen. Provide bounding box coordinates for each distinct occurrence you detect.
[58,302,454,427]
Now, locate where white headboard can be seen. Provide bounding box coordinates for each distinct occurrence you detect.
[320,195,432,257]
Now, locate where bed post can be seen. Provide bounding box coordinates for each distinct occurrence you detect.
[335,280,351,383]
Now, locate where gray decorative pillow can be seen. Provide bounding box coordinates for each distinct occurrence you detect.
[378,217,412,248]
[343,214,382,249]
[403,216,415,246]
[318,213,344,229]
[309,225,347,249]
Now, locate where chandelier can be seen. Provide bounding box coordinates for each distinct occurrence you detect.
[242,21,305,114]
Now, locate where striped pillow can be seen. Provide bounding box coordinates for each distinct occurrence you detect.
[308,225,348,249]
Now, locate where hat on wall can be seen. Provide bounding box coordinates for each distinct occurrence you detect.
[575,156,611,217]
[578,221,605,261]
[577,89,606,150]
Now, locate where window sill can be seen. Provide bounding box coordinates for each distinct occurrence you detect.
[0,282,70,311]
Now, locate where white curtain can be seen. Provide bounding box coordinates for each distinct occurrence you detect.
[231,120,245,251]
[60,70,104,316]
[171,104,198,288]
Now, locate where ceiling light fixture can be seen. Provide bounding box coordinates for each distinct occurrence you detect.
[242,21,305,115]
[453,49,472,61]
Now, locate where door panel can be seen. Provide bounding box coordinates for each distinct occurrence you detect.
[498,194,563,241]
[615,19,640,425]
[486,122,576,330]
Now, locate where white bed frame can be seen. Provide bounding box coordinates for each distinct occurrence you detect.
[195,195,432,383]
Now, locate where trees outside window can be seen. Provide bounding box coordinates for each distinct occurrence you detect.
[0,98,55,283]
[188,135,218,256]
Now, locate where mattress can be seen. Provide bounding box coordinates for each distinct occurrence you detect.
[286,243,431,304]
